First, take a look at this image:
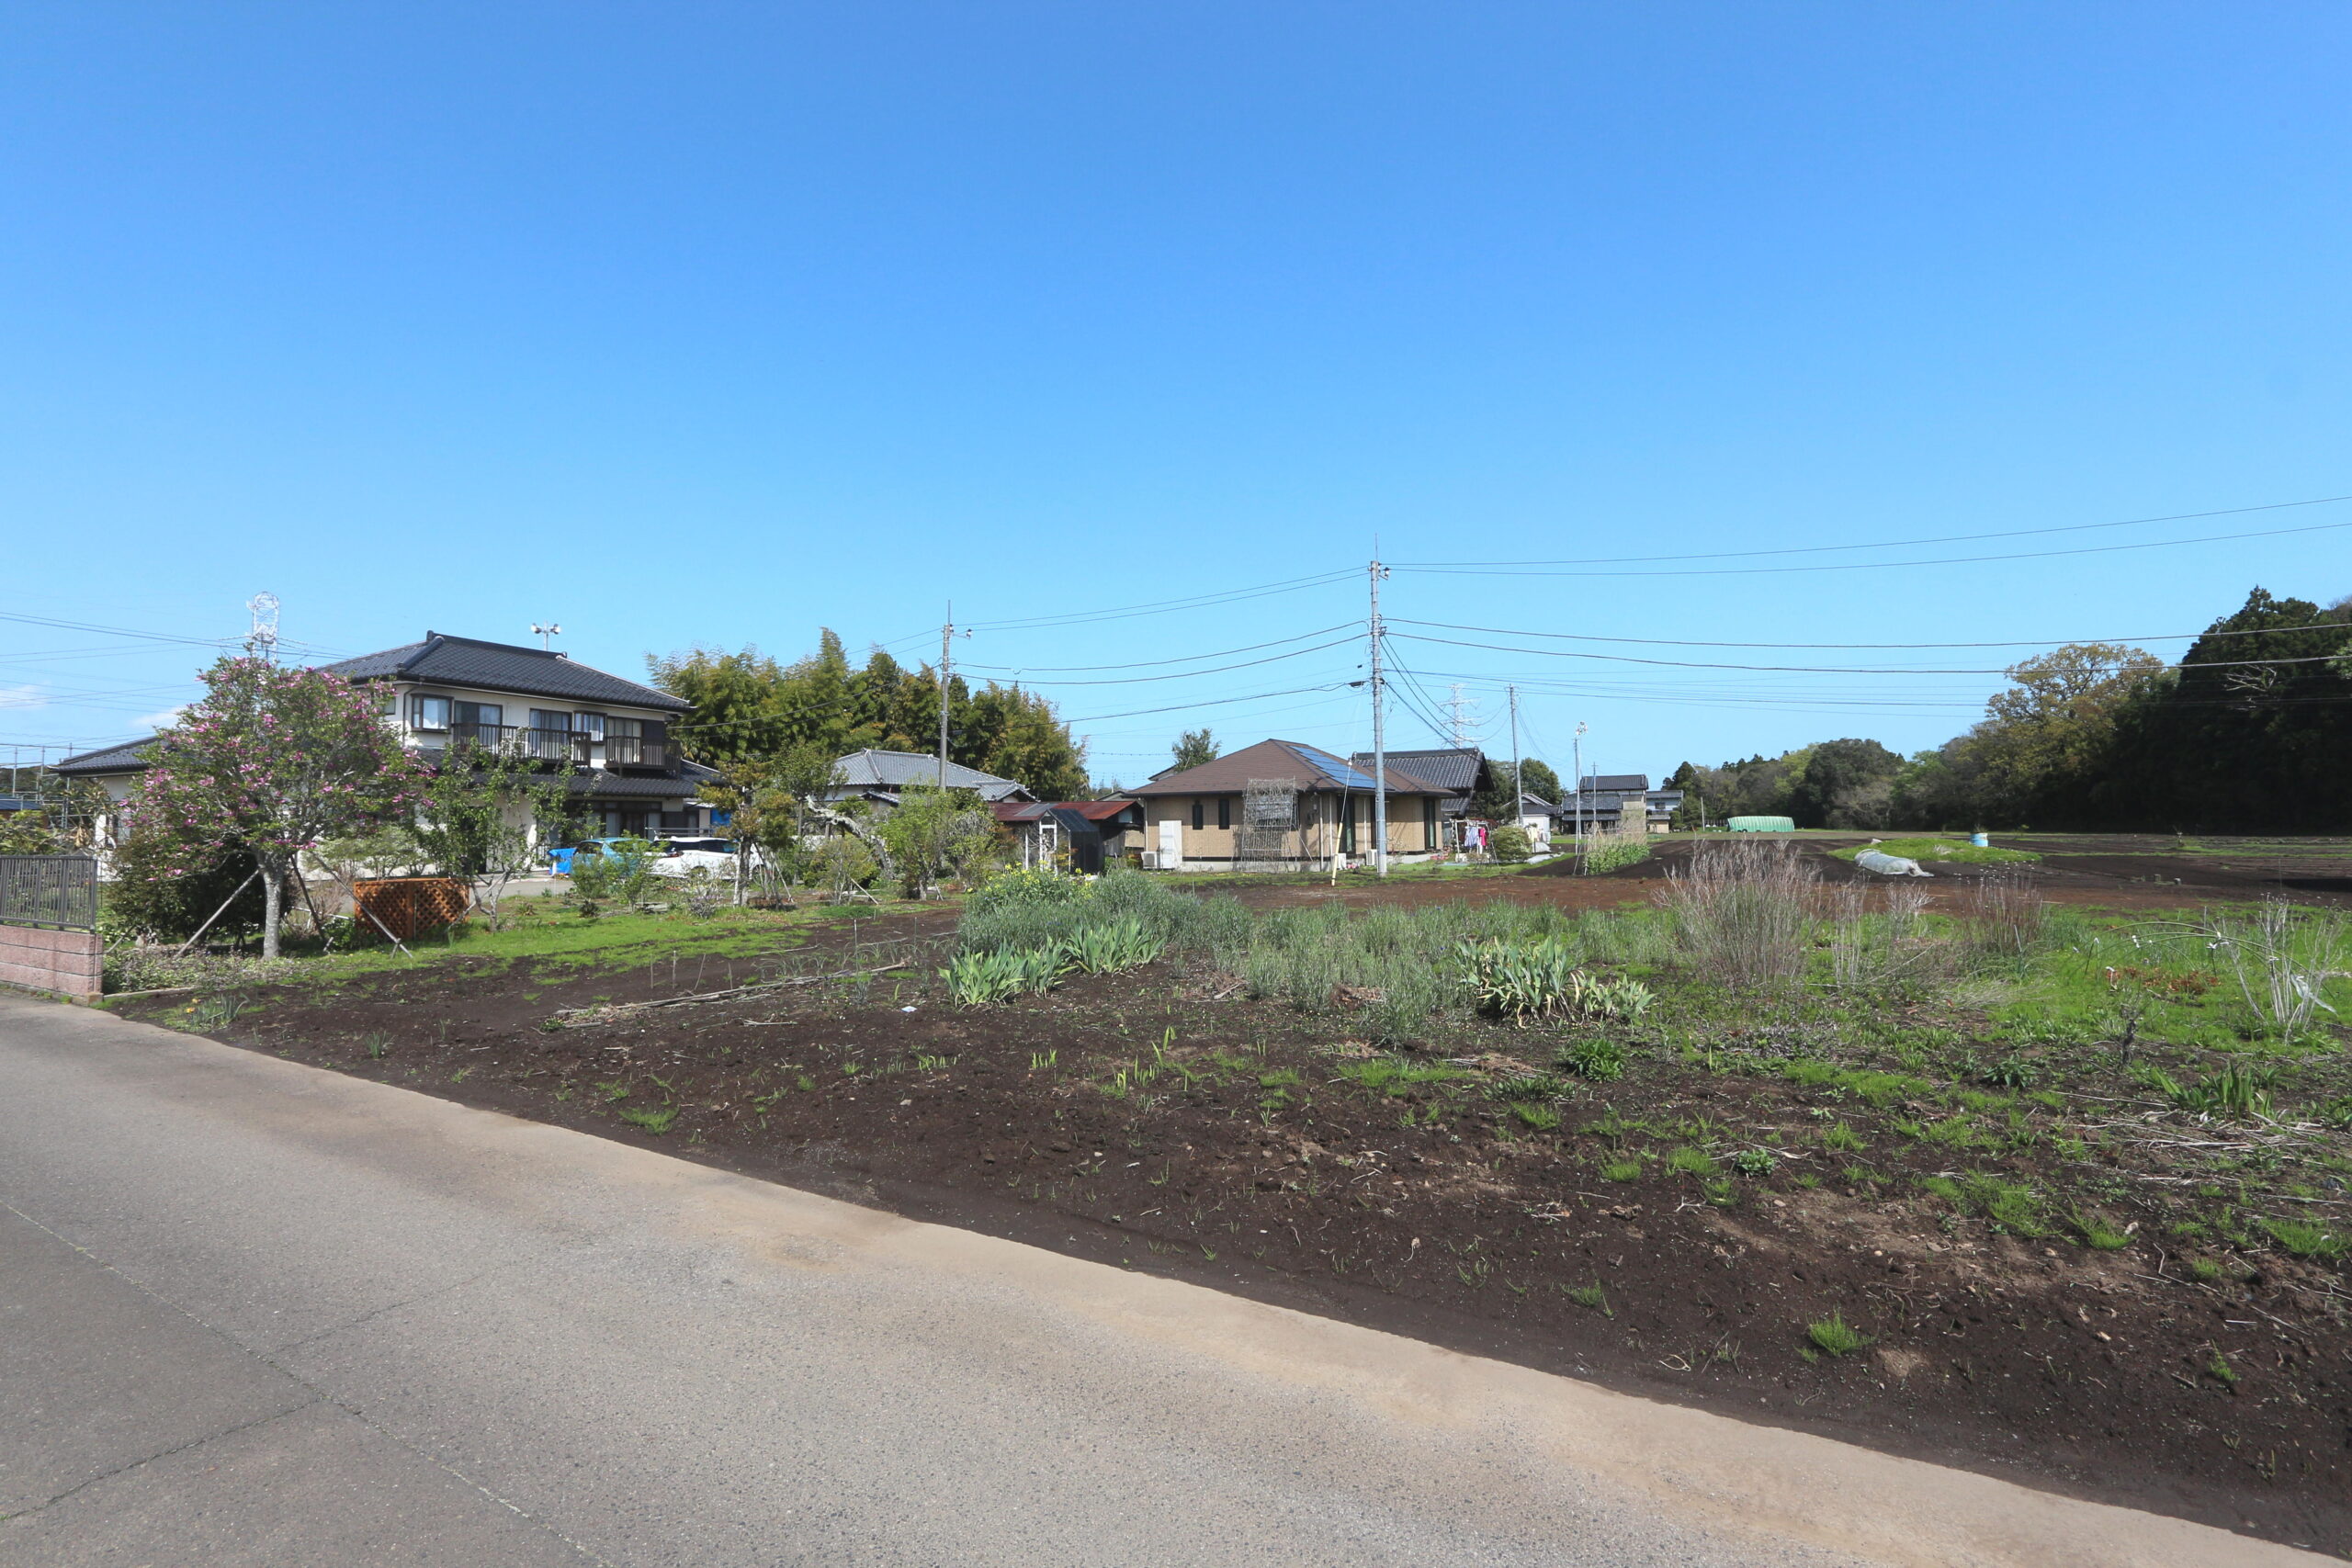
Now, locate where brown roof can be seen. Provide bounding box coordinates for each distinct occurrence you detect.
[1057,798,1145,823]
[1126,739,1449,798]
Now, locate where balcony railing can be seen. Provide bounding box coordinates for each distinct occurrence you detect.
[427,725,667,770]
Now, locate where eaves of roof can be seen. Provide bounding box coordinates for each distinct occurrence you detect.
[319,633,686,712]
[52,738,161,776]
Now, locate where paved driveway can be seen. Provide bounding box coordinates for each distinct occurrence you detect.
[0,996,2313,1566]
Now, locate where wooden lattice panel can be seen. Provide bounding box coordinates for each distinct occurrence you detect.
[352,877,472,941]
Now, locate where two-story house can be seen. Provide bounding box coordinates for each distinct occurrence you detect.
[56,632,718,846]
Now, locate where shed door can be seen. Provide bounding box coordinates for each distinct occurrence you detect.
[1157,817,1183,866]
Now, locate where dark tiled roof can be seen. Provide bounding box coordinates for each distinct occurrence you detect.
[562,773,702,800]
[319,634,684,712]
[831,749,1031,801]
[53,738,161,776]
[1577,773,1650,794]
[1348,747,1490,796]
[1130,739,1449,797]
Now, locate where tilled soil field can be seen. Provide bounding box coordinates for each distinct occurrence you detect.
[129,890,2352,1560]
[1318,834,2352,915]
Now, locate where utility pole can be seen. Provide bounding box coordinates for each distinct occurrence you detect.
[937,605,956,791]
[1572,721,1589,843]
[1508,683,1521,833]
[1368,558,1390,877]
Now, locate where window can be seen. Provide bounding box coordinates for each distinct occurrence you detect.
[1216,797,1230,830]
[408,694,450,731]
[606,716,642,740]
[573,713,605,741]
[453,701,502,730]
[1423,796,1438,851]
[529,710,571,761]
[1190,799,1204,831]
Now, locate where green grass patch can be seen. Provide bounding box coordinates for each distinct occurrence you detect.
[1665,1145,1718,1179]
[2260,1216,2345,1259]
[282,900,845,982]
[1917,1172,2053,1236]
[1806,1313,1871,1356]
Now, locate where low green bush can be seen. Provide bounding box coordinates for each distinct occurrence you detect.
[943,946,1068,1005]
[1558,1037,1629,1081]
[1059,916,1166,975]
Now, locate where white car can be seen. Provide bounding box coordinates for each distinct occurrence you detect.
[650,839,770,878]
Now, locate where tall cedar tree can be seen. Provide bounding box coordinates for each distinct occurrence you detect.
[652,630,1087,799]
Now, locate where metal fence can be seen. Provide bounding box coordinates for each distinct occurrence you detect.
[0,854,99,931]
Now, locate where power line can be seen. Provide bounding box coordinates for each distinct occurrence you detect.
[1392,515,2352,579]
[1385,628,2352,677]
[1065,681,1358,726]
[964,570,1355,633]
[1391,491,2352,570]
[953,634,1363,687]
[960,622,1359,674]
[0,608,242,648]
[1378,637,1474,748]
[1385,615,2352,652]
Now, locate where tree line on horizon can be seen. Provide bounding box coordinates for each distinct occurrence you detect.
[650,630,1091,803]
[1667,586,2351,833]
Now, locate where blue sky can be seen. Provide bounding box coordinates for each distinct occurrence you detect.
[4,3,2347,787]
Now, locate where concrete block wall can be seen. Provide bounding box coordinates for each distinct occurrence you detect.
[0,923,102,999]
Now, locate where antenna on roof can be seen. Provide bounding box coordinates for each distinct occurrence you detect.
[531,622,562,650]
[245,592,280,662]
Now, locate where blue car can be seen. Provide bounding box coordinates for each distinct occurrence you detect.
[547,837,644,876]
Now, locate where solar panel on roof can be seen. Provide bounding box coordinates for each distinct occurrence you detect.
[1289,744,1379,791]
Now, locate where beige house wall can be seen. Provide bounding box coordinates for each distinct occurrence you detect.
[1139,793,1439,866]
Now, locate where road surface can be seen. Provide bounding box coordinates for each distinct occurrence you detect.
[0,995,2314,1566]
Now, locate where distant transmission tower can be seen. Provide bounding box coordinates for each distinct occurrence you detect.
[1445,683,1476,749]
[246,592,280,662]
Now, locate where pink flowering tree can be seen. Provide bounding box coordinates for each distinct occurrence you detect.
[127,657,424,956]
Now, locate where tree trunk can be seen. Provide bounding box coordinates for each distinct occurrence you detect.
[260,859,284,958]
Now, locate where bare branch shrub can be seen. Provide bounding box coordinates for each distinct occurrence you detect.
[1957,866,2047,964]
[2202,898,2346,1044]
[1828,881,1949,996]
[1656,840,1816,989]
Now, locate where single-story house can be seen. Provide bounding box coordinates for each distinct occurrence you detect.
[992,798,1148,874]
[826,749,1034,812]
[1348,747,1493,845]
[1124,739,1451,870]
[1513,793,1558,850]
[56,631,721,844]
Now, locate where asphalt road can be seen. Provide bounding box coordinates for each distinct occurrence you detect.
[0,995,2316,1567]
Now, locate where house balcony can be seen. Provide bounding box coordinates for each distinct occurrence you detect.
[424,724,669,771]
